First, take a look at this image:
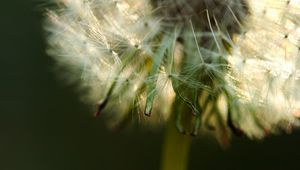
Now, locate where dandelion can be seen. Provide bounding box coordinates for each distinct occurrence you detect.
[44,0,300,169]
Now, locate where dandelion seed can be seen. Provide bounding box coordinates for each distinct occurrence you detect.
[45,0,300,145]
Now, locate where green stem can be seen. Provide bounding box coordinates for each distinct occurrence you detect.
[161,115,192,170]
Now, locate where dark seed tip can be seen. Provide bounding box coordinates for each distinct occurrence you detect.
[94,111,101,117]
[190,132,197,137]
[144,112,151,117]
[181,131,187,135]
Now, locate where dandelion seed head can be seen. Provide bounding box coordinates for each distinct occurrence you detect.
[45,0,300,144]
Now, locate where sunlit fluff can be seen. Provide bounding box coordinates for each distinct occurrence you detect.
[45,0,300,144]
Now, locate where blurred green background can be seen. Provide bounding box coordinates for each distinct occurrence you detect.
[1,1,300,170]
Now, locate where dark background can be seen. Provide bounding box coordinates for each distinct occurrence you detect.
[1,1,300,170]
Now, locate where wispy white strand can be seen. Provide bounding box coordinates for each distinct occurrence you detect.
[45,0,300,142]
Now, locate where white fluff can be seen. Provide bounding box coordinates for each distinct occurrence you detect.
[45,0,300,142]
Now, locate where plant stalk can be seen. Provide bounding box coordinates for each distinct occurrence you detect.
[161,112,192,170]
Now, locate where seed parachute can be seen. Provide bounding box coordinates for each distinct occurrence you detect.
[45,0,300,144]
